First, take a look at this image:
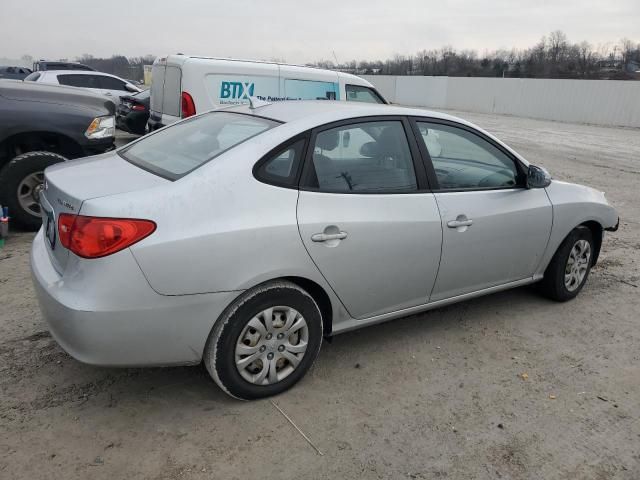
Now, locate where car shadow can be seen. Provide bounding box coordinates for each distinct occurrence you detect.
[9,285,550,416]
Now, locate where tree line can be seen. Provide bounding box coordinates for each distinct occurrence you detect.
[315,31,640,79]
[76,54,156,82]
[16,31,639,81]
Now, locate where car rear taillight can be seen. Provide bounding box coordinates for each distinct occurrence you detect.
[58,214,156,259]
[131,103,146,111]
[181,91,196,118]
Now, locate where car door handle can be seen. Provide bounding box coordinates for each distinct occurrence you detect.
[447,219,473,228]
[311,231,348,242]
[104,92,113,96]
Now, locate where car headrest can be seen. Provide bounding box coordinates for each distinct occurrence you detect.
[377,127,404,157]
[316,130,339,151]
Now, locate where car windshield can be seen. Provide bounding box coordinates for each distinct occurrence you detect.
[120,112,279,179]
[24,72,41,81]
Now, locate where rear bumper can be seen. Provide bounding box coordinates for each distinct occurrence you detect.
[30,230,240,367]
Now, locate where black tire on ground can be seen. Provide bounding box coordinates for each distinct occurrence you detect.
[539,226,594,302]
[203,281,323,400]
[0,151,66,230]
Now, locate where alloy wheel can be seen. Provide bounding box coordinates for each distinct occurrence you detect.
[17,171,44,217]
[564,239,591,292]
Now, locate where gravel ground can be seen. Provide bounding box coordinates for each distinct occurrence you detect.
[1,114,639,479]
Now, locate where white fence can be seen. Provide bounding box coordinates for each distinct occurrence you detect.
[361,75,640,128]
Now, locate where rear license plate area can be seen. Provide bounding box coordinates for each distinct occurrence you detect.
[42,204,56,249]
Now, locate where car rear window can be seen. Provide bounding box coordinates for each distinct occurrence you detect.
[120,112,279,180]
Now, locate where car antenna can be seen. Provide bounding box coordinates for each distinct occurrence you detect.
[248,96,271,110]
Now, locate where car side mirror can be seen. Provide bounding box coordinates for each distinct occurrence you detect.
[125,84,138,93]
[526,165,551,189]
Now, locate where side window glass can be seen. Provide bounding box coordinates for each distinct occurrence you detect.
[58,74,98,88]
[308,121,417,193]
[416,122,520,190]
[345,85,385,104]
[255,139,305,186]
[99,75,127,91]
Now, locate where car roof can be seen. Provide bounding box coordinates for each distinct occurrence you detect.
[162,55,373,86]
[225,100,469,126]
[42,70,120,78]
[219,100,529,166]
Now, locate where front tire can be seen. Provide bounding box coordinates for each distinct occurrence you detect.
[204,281,323,400]
[0,151,66,230]
[539,226,594,301]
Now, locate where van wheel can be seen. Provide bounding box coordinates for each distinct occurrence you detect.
[539,226,594,301]
[203,281,323,400]
[0,151,66,230]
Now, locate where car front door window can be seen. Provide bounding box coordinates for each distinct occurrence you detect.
[416,122,521,190]
[307,120,417,193]
[345,85,385,104]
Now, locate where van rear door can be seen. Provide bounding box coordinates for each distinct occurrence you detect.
[149,62,182,130]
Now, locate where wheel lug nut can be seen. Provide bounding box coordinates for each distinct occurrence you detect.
[267,353,274,360]
[266,334,272,340]
[277,333,284,339]
[259,346,266,352]
[278,345,285,352]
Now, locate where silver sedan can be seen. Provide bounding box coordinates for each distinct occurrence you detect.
[31,101,619,399]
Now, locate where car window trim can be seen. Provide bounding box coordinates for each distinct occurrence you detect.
[409,116,527,192]
[345,84,387,104]
[299,115,431,195]
[252,133,310,189]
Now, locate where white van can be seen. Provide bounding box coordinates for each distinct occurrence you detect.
[148,55,387,130]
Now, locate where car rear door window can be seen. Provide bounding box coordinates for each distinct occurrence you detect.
[416,122,521,190]
[345,85,385,104]
[305,120,417,192]
[120,112,278,179]
[57,74,101,88]
[162,66,181,117]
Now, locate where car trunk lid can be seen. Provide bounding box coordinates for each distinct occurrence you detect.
[40,151,168,273]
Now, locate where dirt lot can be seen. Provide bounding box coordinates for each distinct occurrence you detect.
[1,113,639,479]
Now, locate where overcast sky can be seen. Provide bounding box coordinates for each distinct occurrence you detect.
[1,0,637,63]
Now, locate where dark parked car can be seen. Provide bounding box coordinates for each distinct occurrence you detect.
[0,80,115,229]
[32,60,95,72]
[116,89,150,134]
[0,66,33,80]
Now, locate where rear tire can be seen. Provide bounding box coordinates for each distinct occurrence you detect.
[203,281,323,400]
[0,151,66,230]
[539,226,594,301]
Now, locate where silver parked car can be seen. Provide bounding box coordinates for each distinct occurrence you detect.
[31,101,619,400]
